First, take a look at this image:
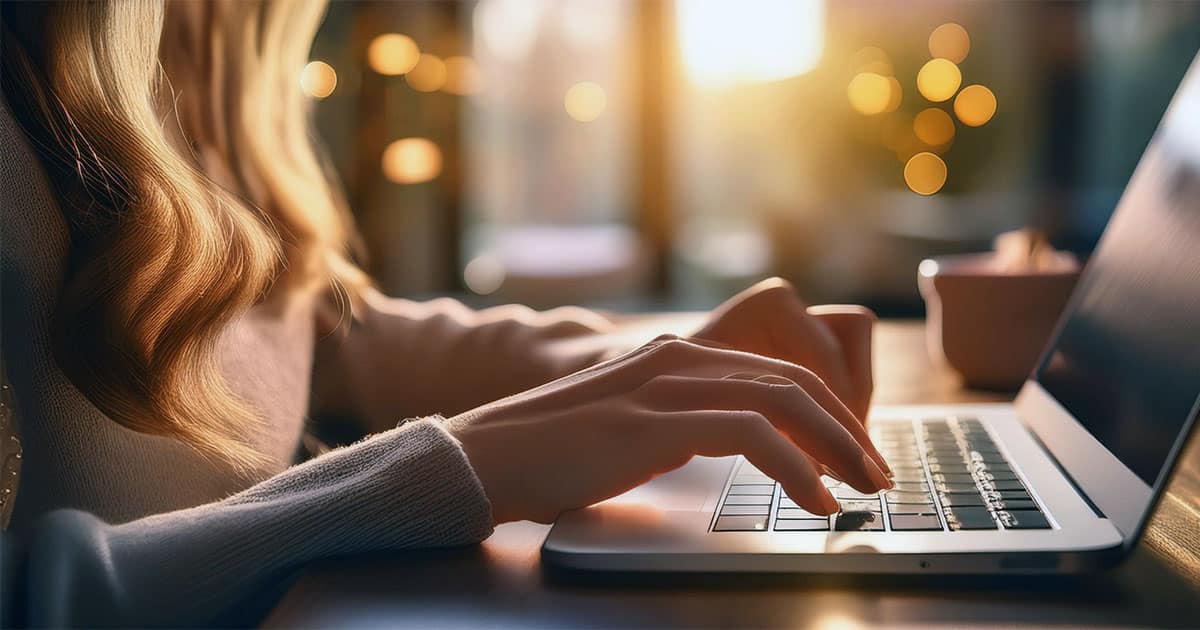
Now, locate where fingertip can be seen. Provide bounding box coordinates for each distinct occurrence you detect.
[820,488,840,515]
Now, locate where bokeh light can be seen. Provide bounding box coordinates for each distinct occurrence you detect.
[406,54,447,92]
[904,152,948,195]
[443,56,481,95]
[367,33,420,76]
[851,46,894,76]
[928,23,970,64]
[884,76,903,113]
[381,138,443,184]
[300,61,337,99]
[564,81,607,122]
[847,72,892,116]
[464,253,507,295]
[913,107,956,146]
[954,84,997,127]
[916,58,962,103]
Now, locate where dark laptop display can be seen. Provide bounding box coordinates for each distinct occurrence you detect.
[1037,56,1200,487]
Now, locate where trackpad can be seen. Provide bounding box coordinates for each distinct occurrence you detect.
[596,456,736,512]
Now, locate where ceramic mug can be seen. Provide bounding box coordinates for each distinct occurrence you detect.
[918,253,1080,391]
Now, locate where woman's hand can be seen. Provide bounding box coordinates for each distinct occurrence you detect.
[693,278,876,422]
[447,335,893,525]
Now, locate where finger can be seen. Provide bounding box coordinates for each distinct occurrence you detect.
[650,409,838,515]
[643,338,891,477]
[640,375,890,493]
[809,306,875,422]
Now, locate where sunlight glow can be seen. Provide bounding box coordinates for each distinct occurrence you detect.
[677,0,825,88]
[564,82,607,122]
[368,34,420,76]
[847,72,892,116]
[406,54,447,92]
[382,138,443,184]
[904,152,948,195]
[928,23,970,64]
[300,61,337,99]
[917,58,962,103]
[954,84,997,127]
[913,107,956,146]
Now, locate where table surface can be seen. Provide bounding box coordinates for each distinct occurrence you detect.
[265,320,1200,629]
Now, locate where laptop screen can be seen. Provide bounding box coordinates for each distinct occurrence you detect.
[1036,55,1200,487]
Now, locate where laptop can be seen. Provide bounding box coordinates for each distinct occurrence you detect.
[542,53,1200,574]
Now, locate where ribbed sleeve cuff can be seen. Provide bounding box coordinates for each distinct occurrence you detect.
[26,418,496,627]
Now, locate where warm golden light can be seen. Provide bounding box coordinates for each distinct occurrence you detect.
[851,46,893,76]
[406,54,447,92]
[904,152,948,195]
[954,84,997,127]
[928,23,970,64]
[917,58,962,103]
[300,61,337,99]
[368,33,420,76]
[913,107,955,146]
[464,253,506,295]
[884,76,903,113]
[677,0,824,88]
[442,56,481,96]
[381,138,443,184]
[847,72,891,116]
[564,81,607,122]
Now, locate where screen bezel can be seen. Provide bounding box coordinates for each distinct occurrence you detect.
[1017,54,1200,547]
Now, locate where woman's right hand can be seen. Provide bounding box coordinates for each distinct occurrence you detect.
[446,335,893,525]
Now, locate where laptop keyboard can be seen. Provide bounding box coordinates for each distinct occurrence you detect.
[712,417,1052,532]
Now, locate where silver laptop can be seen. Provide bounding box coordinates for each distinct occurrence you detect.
[542,54,1200,574]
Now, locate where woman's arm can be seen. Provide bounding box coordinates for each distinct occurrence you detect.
[312,288,618,434]
[313,278,876,438]
[19,418,491,628]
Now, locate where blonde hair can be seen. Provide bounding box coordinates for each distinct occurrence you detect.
[1,0,365,470]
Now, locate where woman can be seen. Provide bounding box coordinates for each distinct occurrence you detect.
[0,1,889,626]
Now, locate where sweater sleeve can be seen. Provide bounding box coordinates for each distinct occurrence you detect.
[21,418,493,628]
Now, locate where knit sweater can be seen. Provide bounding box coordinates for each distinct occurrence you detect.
[0,100,494,626]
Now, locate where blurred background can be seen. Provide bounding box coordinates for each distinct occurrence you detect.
[302,0,1200,316]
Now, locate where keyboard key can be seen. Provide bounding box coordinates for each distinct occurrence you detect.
[728,484,775,496]
[935,482,979,493]
[885,491,933,504]
[839,500,883,513]
[932,473,976,484]
[993,490,1032,501]
[984,480,1027,491]
[777,507,825,519]
[993,499,1037,511]
[939,493,985,507]
[779,498,800,509]
[892,483,931,493]
[723,494,773,505]
[977,471,1019,482]
[887,502,937,514]
[889,514,943,531]
[734,474,774,485]
[945,507,998,530]
[834,511,884,531]
[775,519,830,531]
[997,510,1051,529]
[714,515,768,531]
[721,504,770,516]
[833,488,880,499]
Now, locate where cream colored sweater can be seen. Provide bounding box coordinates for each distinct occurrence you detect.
[0,101,494,626]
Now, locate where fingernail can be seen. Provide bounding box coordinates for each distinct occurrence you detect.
[864,454,892,491]
[821,490,840,515]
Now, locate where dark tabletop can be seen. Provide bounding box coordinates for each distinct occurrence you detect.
[264,320,1200,629]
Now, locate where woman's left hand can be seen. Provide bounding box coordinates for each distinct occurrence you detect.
[692,278,876,422]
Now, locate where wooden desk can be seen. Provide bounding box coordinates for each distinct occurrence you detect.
[265,320,1200,628]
